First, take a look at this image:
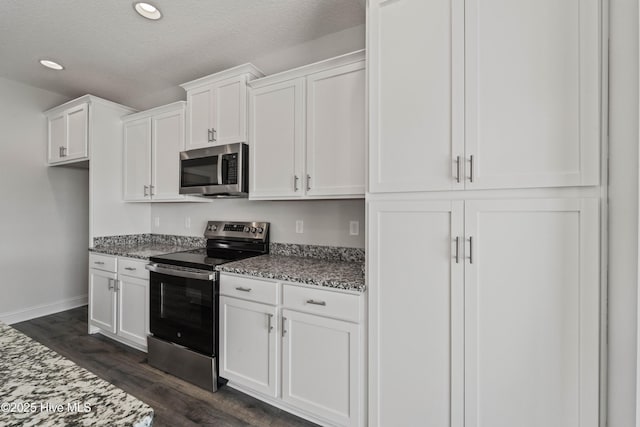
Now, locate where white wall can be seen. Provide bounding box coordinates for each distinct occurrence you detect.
[608,0,639,425]
[151,199,365,248]
[0,76,88,323]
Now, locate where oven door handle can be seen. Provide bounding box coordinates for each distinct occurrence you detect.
[145,263,215,281]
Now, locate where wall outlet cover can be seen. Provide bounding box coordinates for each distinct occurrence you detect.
[296,220,304,234]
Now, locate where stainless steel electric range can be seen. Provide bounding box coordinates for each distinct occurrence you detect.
[145,220,269,391]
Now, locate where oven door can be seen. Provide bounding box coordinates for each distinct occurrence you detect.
[148,266,218,356]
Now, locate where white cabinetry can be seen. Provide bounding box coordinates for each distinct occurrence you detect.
[88,253,149,351]
[47,101,89,165]
[219,274,365,427]
[181,64,264,150]
[367,198,600,427]
[368,0,600,192]
[249,51,366,200]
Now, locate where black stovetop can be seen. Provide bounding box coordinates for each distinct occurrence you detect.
[149,248,261,271]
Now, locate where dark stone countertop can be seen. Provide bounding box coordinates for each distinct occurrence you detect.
[88,243,193,260]
[216,254,366,292]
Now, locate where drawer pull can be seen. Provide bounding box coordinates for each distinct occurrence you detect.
[94,261,105,265]
[124,267,136,271]
[236,286,252,292]
[306,299,326,306]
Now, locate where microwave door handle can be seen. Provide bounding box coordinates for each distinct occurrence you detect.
[217,155,223,186]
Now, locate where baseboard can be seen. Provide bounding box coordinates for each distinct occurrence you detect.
[0,295,88,325]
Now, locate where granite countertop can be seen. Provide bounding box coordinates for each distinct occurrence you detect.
[89,243,190,260]
[217,254,366,292]
[0,322,153,427]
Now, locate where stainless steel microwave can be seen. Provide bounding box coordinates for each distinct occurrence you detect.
[179,143,248,198]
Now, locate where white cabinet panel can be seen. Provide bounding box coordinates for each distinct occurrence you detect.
[152,109,185,201]
[282,309,361,427]
[89,268,117,334]
[66,103,89,160]
[186,86,213,150]
[47,114,66,163]
[249,79,305,198]
[464,199,600,427]
[306,62,366,197]
[220,297,278,397]
[215,77,246,145]
[368,200,464,427]
[370,0,463,192]
[123,118,152,201]
[465,0,600,189]
[117,275,149,348]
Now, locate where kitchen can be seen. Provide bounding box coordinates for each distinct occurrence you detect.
[0,1,637,427]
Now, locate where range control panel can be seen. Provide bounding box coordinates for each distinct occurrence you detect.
[204,221,269,241]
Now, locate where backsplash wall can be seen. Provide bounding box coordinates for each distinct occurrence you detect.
[150,199,365,248]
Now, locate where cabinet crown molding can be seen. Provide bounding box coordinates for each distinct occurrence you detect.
[45,94,136,117]
[180,63,265,91]
[249,49,366,89]
[123,101,186,122]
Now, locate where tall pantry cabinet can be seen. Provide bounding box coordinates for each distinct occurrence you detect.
[366,1,604,427]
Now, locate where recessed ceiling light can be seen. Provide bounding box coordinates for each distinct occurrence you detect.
[39,59,64,70]
[134,2,162,20]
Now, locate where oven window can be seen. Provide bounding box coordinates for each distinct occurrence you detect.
[160,282,208,330]
[181,156,218,187]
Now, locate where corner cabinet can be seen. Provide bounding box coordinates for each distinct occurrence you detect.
[180,64,264,150]
[46,95,135,166]
[88,253,150,352]
[219,273,366,427]
[368,0,601,192]
[123,102,207,202]
[367,198,600,427]
[249,51,366,200]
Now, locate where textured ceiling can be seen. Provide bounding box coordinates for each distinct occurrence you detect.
[0,0,365,109]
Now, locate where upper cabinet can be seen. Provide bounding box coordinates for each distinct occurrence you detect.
[368,0,601,193]
[249,51,366,200]
[180,64,264,150]
[123,102,207,203]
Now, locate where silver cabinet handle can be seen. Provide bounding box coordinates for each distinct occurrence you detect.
[456,156,461,183]
[468,236,473,264]
[115,280,120,292]
[207,128,213,142]
[149,185,155,196]
[107,278,114,291]
[282,317,287,337]
[144,185,149,197]
[235,286,252,292]
[124,267,136,271]
[306,174,311,191]
[62,146,67,157]
[469,155,474,183]
[455,236,460,264]
[267,314,274,332]
[94,261,105,265]
[212,128,217,142]
[306,299,326,306]
[294,175,299,191]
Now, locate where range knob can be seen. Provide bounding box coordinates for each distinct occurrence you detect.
[256,227,264,233]
[243,226,250,232]
[208,224,217,231]
[250,227,257,233]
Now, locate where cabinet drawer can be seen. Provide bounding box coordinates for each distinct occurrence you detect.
[283,284,361,323]
[220,274,279,305]
[118,258,149,280]
[89,253,117,272]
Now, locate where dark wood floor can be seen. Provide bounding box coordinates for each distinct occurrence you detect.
[12,307,317,427]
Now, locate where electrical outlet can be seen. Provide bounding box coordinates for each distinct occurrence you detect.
[296,220,304,234]
[349,221,359,236]
[185,217,191,229]
[153,216,160,227]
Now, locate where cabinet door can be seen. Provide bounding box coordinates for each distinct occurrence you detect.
[306,62,365,197]
[465,0,600,189]
[282,309,361,427]
[117,275,149,349]
[152,107,186,201]
[65,103,89,161]
[369,0,464,193]
[367,199,464,427]
[464,199,600,427]
[219,296,278,397]
[214,76,247,145]
[123,118,151,201]
[249,79,305,199]
[47,113,66,163]
[89,268,117,334]
[186,86,214,150]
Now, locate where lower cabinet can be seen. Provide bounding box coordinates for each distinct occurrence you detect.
[219,273,365,427]
[88,253,149,351]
